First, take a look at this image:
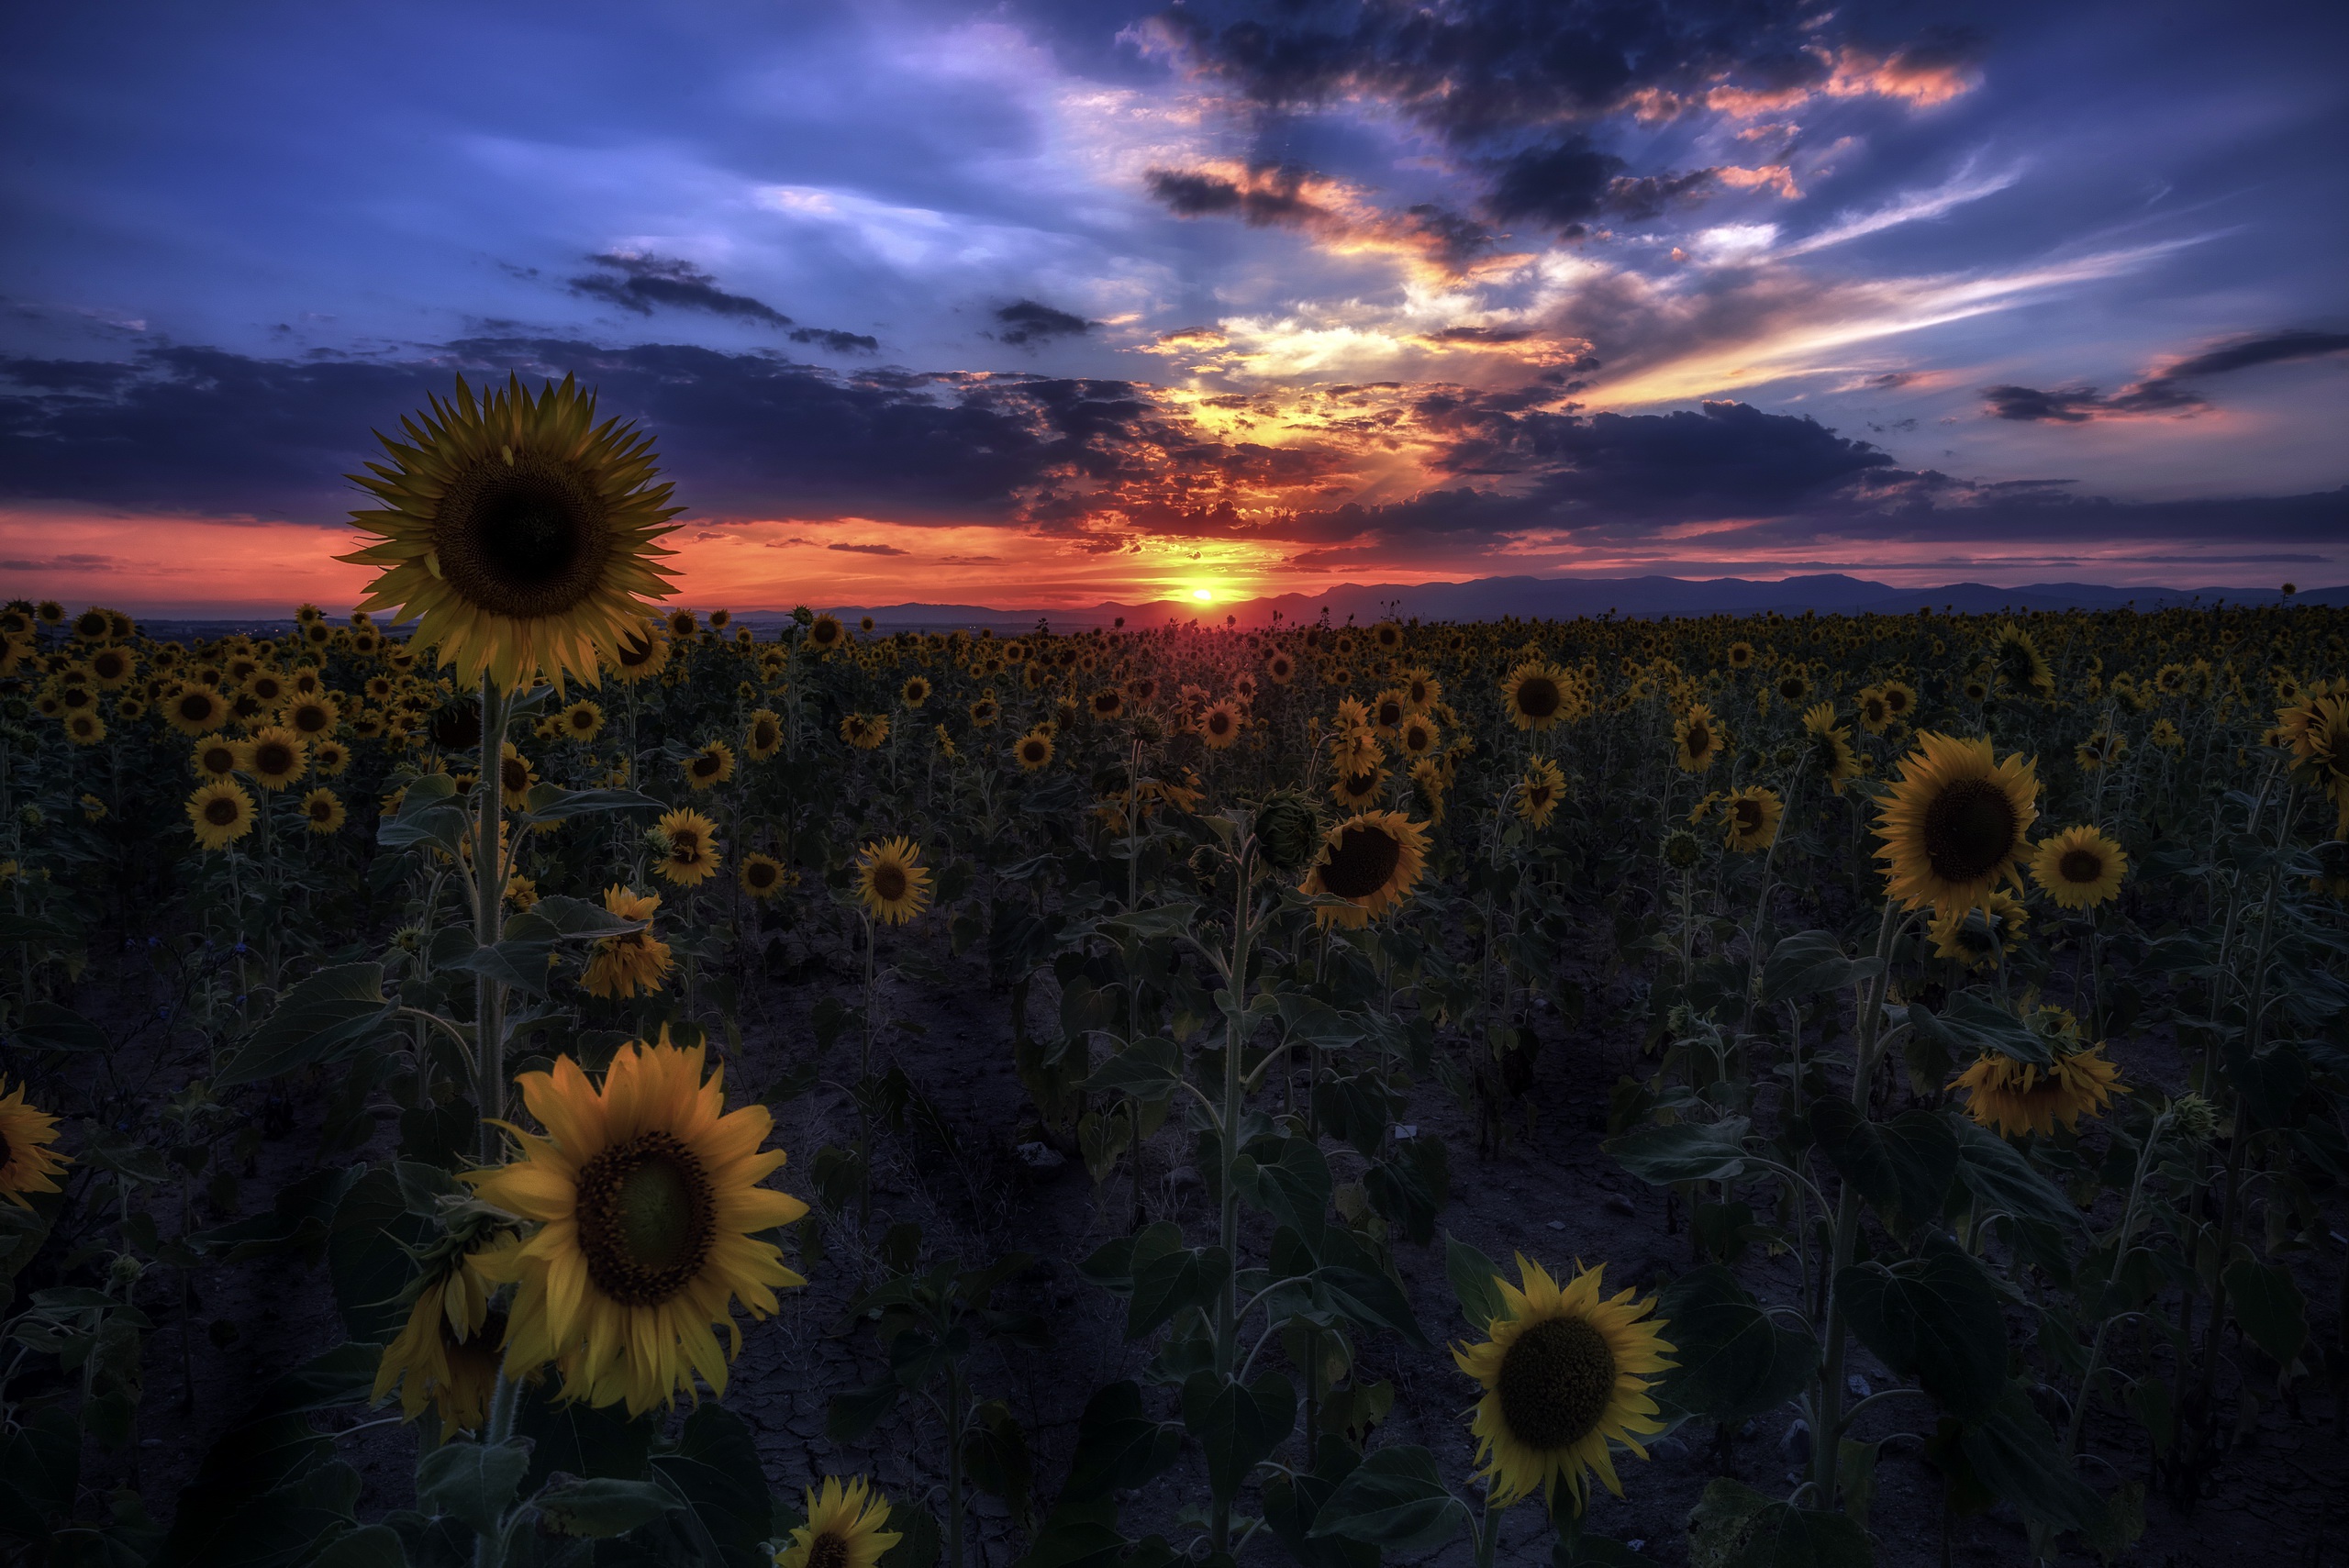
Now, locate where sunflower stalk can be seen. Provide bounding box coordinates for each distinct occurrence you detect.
[473,674,510,1162]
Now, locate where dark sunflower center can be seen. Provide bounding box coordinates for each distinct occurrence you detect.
[177,694,213,720]
[435,455,612,619]
[1210,713,1231,734]
[670,829,700,858]
[753,721,777,748]
[294,706,326,733]
[807,1534,850,1568]
[1319,824,1402,899]
[746,862,776,888]
[1687,723,1711,757]
[574,1132,717,1307]
[1886,689,1910,713]
[2059,847,2105,884]
[255,742,295,775]
[1921,776,2019,883]
[573,711,596,730]
[1528,785,1553,808]
[1376,701,1402,727]
[691,755,720,779]
[1779,678,1804,699]
[872,863,908,901]
[309,798,333,821]
[1516,678,1560,718]
[502,756,529,791]
[1496,1314,1618,1452]
[1342,770,1379,796]
[205,796,240,827]
[204,747,236,773]
[1734,799,1763,829]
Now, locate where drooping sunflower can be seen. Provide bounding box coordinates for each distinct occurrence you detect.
[186,781,257,851]
[1718,785,1783,852]
[744,709,783,761]
[1875,732,2040,915]
[775,1478,901,1568]
[1328,766,1388,811]
[1453,1256,1674,1513]
[1950,1011,2126,1138]
[302,788,347,835]
[464,1036,809,1414]
[1518,758,1566,828]
[372,1229,520,1429]
[1501,661,1574,732]
[2074,730,2126,773]
[0,1078,71,1209]
[1199,701,1243,750]
[2030,825,2127,909]
[1673,706,1725,773]
[738,852,788,900]
[1301,810,1429,929]
[581,886,673,999]
[653,808,722,887]
[500,742,540,809]
[856,838,932,926]
[340,373,684,694]
[1799,703,1861,793]
[562,699,606,741]
[840,713,889,751]
[241,726,307,791]
[609,622,672,684]
[1014,729,1054,772]
[968,695,1001,728]
[1989,621,2054,696]
[1927,890,2029,971]
[684,740,737,790]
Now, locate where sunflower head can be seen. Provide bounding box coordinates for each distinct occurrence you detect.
[581,885,673,999]
[856,837,932,926]
[2030,825,2127,909]
[1950,1030,2126,1139]
[654,808,723,887]
[745,709,784,760]
[302,788,347,835]
[1875,732,2040,916]
[739,852,789,900]
[1502,661,1575,731]
[1719,784,1782,852]
[1453,1256,1674,1513]
[0,1078,71,1210]
[1673,706,1724,773]
[776,1477,901,1568]
[685,740,737,790]
[1301,810,1429,929]
[1014,729,1055,772]
[340,373,684,694]
[186,781,258,851]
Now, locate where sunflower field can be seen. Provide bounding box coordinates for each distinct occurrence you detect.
[3,377,2347,1568]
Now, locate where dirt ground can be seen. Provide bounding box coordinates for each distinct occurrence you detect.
[40,898,2349,1568]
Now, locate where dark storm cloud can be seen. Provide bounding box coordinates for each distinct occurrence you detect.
[787,328,881,354]
[1482,137,1717,235]
[1984,328,2349,423]
[1144,166,1319,224]
[567,254,795,327]
[992,299,1093,347]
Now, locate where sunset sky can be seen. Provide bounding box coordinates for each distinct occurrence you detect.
[3,0,2344,615]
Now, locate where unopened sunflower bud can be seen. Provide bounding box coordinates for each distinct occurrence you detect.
[19,805,41,828]
[2169,1094,2217,1144]
[1253,790,1322,873]
[1664,828,1703,870]
[643,824,674,857]
[1131,711,1164,742]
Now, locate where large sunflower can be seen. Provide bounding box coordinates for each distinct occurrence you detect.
[1875,732,2040,915]
[1199,701,1243,750]
[186,782,257,850]
[0,1078,70,1209]
[1453,1257,1674,1513]
[609,622,672,684]
[341,374,683,693]
[776,1478,900,1568]
[240,725,308,791]
[2030,826,2127,909]
[1517,757,1565,828]
[1301,810,1428,929]
[581,885,673,999]
[653,808,722,887]
[1501,662,1574,732]
[856,838,931,925]
[1718,785,1782,852]
[465,1036,808,1413]
[373,1230,520,1429]
[1950,1011,2125,1138]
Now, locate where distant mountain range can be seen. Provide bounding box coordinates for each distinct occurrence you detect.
[129,572,2347,641]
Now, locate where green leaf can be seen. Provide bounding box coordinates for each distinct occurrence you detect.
[1836,1234,2008,1421]
[1233,1136,1332,1243]
[0,1407,78,1543]
[1810,1103,1958,1235]
[513,1382,659,1495]
[1126,1224,1231,1341]
[328,1168,433,1344]
[1909,991,2051,1067]
[1951,1120,2084,1230]
[1761,930,1882,1005]
[1653,1265,1819,1423]
[1060,1381,1183,1506]
[1957,1388,2104,1534]
[1181,1370,1295,1502]
[1604,1118,1751,1184]
[651,1404,774,1568]
[1444,1234,1508,1334]
[14,1000,107,1053]
[1687,1477,1873,1568]
[313,1524,408,1568]
[1086,1037,1186,1103]
[532,1476,680,1539]
[2222,1258,2308,1367]
[517,785,662,825]
[1306,1445,1470,1555]
[217,964,393,1088]
[416,1440,529,1539]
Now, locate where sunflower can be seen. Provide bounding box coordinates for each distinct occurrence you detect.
[1302,810,1428,929]
[193,736,242,780]
[186,782,257,850]
[1880,680,1917,720]
[2030,825,2127,909]
[2074,730,2126,772]
[1199,701,1243,750]
[1950,1014,2126,1138]
[1673,706,1725,773]
[87,644,135,689]
[2148,717,2183,751]
[1397,712,1440,759]
[806,613,846,653]
[1875,733,2040,915]
[1990,622,2054,696]
[1501,662,1574,732]
[550,699,602,742]
[610,622,672,684]
[0,1078,70,1209]
[775,1477,901,1568]
[1088,687,1124,722]
[499,742,540,808]
[302,788,347,835]
[63,711,105,746]
[968,695,1000,728]
[1718,785,1783,852]
[1014,729,1054,772]
[464,1036,808,1413]
[666,608,698,639]
[581,886,673,999]
[653,808,722,887]
[1726,640,1755,669]
[738,852,788,900]
[856,838,931,926]
[1855,687,1893,734]
[1328,766,1388,811]
[1799,703,1861,792]
[1927,891,2028,971]
[685,740,737,790]
[241,726,308,791]
[1518,758,1566,828]
[745,709,783,760]
[1772,668,1811,706]
[340,373,684,693]
[313,739,353,776]
[1453,1256,1674,1513]
[372,1230,520,1429]
[840,713,889,751]
[1265,650,1297,685]
[899,675,930,707]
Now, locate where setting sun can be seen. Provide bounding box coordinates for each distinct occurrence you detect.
[1192,587,1214,602]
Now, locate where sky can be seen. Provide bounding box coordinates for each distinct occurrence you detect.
[2,0,2344,615]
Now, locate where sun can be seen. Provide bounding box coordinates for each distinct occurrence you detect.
[1192,587,1214,602]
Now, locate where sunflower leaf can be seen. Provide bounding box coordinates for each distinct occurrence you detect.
[1181,1370,1294,1503]
[1761,929,1881,1005]
[516,785,662,826]
[1306,1444,1469,1554]
[217,964,394,1088]
[1604,1118,1752,1184]
[1444,1235,1508,1334]
[1652,1265,1819,1424]
[530,1476,679,1540]
[1835,1234,2009,1421]
[416,1440,529,1540]
[1956,1388,2105,1534]
[1950,1120,2084,1230]
[1909,991,2051,1066]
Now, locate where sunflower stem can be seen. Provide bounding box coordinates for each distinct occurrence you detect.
[474,674,509,1163]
